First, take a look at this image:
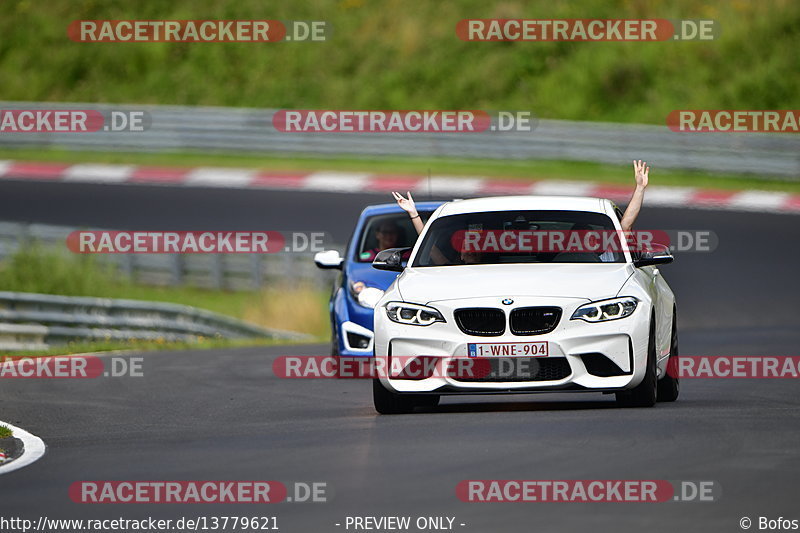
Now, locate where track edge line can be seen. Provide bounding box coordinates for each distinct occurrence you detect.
[0,419,47,475]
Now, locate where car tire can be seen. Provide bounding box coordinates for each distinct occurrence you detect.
[616,315,657,408]
[373,379,417,414]
[657,310,680,402]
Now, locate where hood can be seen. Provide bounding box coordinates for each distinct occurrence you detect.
[397,263,634,303]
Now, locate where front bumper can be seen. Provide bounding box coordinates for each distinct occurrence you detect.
[374,296,650,394]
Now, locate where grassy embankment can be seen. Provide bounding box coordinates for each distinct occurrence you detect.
[0,245,331,356]
[1,0,797,123]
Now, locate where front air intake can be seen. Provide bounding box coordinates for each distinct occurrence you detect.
[509,307,562,335]
[454,308,505,336]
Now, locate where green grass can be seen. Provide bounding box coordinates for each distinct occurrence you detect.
[1,147,798,193]
[0,426,12,439]
[0,0,797,124]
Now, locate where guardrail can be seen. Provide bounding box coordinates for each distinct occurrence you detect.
[0,221,340,291]
[1,101,797,178]
[0,291,309,351]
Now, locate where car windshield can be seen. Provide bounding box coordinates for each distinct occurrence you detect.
[356,212,431,263]
[411,210,625,266]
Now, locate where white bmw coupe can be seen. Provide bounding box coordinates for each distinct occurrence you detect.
[371,196,679,414]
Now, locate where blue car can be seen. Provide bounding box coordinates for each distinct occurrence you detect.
[314,201,444,356]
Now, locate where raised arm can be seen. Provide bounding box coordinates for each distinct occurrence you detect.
[619,160,649,232]
[392,191,450,264]
[392,191,424,234]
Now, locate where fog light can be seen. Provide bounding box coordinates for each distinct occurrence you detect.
[346,332,370,349]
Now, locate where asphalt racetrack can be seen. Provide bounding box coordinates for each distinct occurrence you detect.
[1,180,799,532]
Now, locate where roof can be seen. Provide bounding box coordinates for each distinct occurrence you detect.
[360,201,446,217]
[437,196,609,216]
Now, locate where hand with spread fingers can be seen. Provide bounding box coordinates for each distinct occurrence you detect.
[633,159,650,189]
[392,191,424,234]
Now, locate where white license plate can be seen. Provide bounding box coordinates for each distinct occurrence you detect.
[467,341,549,358]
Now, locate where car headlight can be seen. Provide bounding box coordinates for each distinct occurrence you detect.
[385,302,445,326]
[349,281,384,309]
[571,297,638,322]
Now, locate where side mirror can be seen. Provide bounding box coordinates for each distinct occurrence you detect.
[372,247,411,272]
[314,250,343,270]
[634,244,674,268]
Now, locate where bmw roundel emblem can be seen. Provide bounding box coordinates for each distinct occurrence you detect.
[502,298,514,305]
